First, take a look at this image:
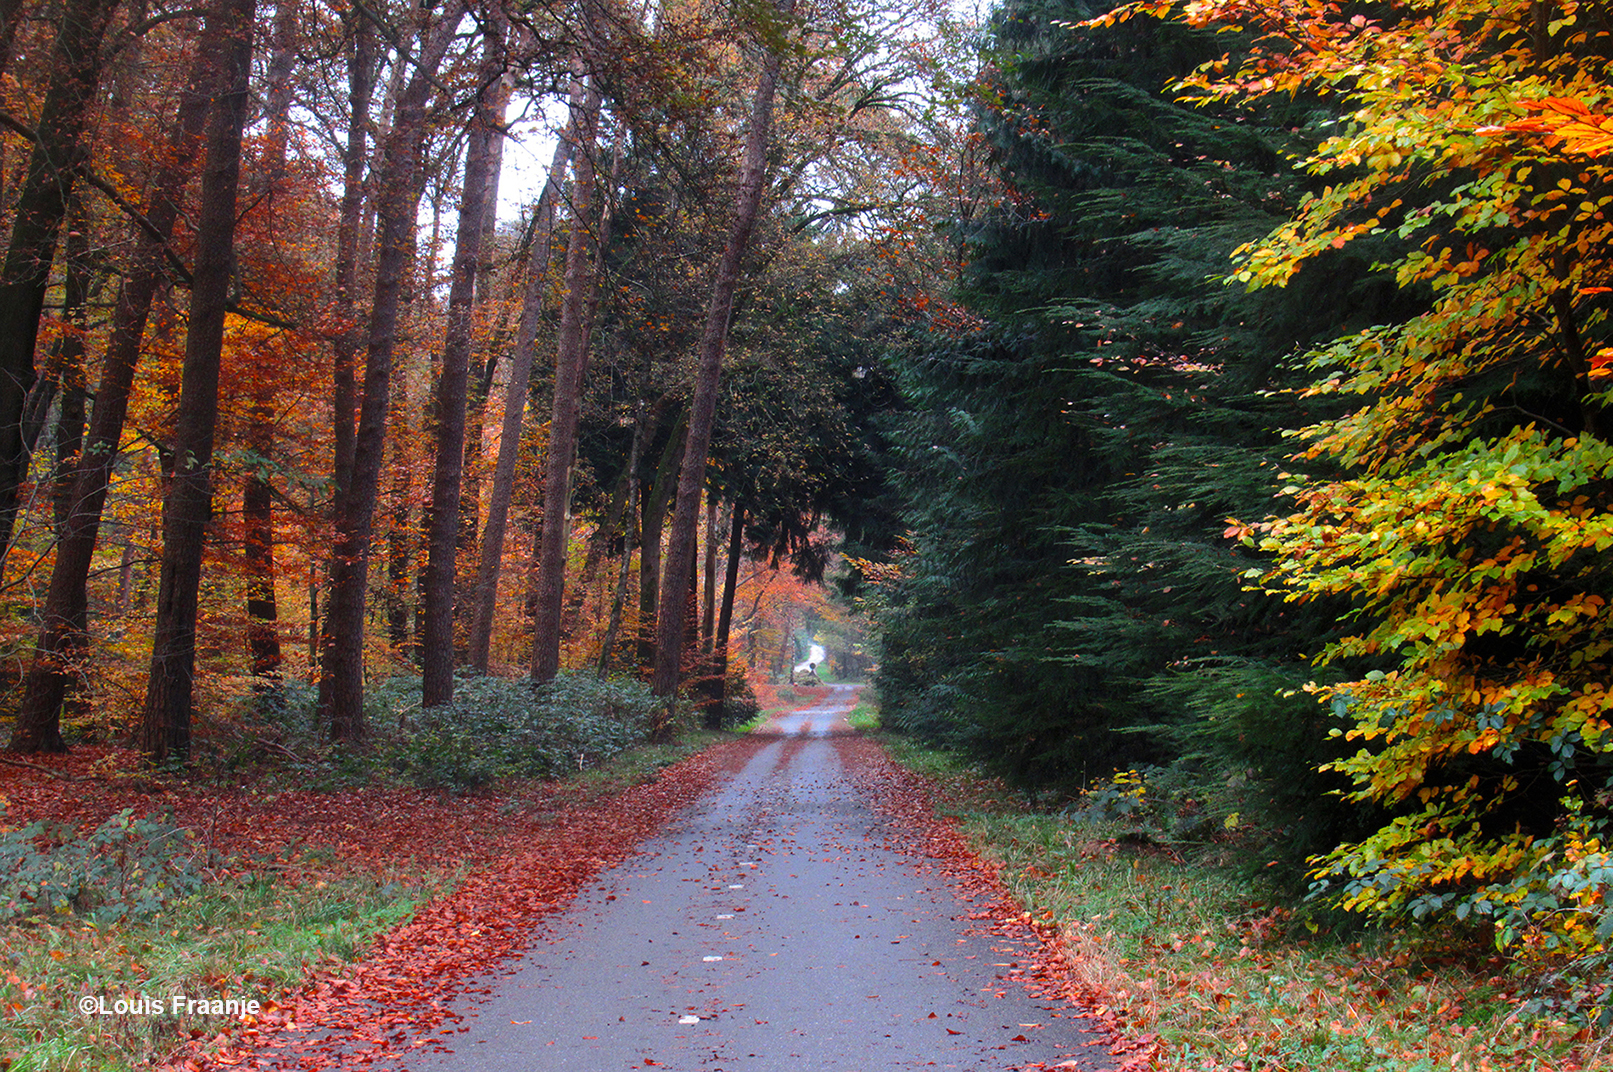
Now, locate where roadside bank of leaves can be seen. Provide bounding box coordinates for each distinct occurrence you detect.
[2,859,430,1072]
[837,735,1159,1071]
[871,734,1613,1072]
[0,723,729,1072]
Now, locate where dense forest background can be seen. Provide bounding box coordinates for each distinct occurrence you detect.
[1,0,1611,967]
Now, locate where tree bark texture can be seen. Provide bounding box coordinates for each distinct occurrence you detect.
[702,495,718,651]
[454,15,514,626]
[384,424,414,653]
[331,11,377,507]
[138,0,254,763]
[712,503,746,718]
[421,12,505,706]
[637,415,683,673]
[48,192,91,540]
[242,0,300,687]
[466,129,571,671]
[0,0,121,566]
[598,405,646,679]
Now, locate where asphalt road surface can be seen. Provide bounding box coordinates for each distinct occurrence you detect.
[406,684,1115,1072]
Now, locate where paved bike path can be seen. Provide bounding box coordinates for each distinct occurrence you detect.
[406,684,1115,1071]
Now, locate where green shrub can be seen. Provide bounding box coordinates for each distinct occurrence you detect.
[388,671,658,791]
[222,671,675,792]
[720,665,760,727]
[0,808,207,923]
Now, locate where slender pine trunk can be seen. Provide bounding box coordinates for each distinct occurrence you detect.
[598,406,646,679]
[711,503,745,719]
[384,417,414,652]
[330,13,376,507]
[242,0,300,690]
[48,192,91,540]
[313,8,374,700]
[702,496,718,651]
[529,69,604,683]
[466,132,572,671]
[320,1,466,743]
[455,48,512,642]
[636,417,683,674]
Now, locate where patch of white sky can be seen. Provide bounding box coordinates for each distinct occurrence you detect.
[492,93,564,226]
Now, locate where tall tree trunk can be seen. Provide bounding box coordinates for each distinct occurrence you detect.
[421,11,505,706]
[49,191,91,540]
[652,9,790,707]
[319,1,466,743]
[557,140,626,644]
[454,43,513,640]
[330,13,376,507]
[598,404,646,679]
[680,532,701,693]
[384,419,414,652]
[243,0,300,689]
[711,503,746,719]
[637,482,664,674]
[468,122,572,672]
[529,68,604,684]
[636,415,683,673]
[243,396,282,683]
[312,7,375,697]
[412,348,435,663]
[8,14,224,755]
[0,0,121,568]
[137,0,254,764]
[456,351,497,645]
[702,495,718,651]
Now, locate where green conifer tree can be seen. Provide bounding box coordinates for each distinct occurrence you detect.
[878,0,1408,857]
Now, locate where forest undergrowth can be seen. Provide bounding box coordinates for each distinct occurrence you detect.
[0,674,728,1072]
[875,731,1613,1072]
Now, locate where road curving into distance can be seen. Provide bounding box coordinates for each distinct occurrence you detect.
[405,683,1117,1071]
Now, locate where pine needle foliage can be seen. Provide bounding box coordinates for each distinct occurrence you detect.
[876,0,1400,864]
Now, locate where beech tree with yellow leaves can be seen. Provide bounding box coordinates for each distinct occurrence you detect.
[1097,0,1613,952]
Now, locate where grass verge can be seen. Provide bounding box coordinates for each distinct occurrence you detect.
[875,734,1613,1072]
[2,864,435,1072]
[845,701,879,732]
